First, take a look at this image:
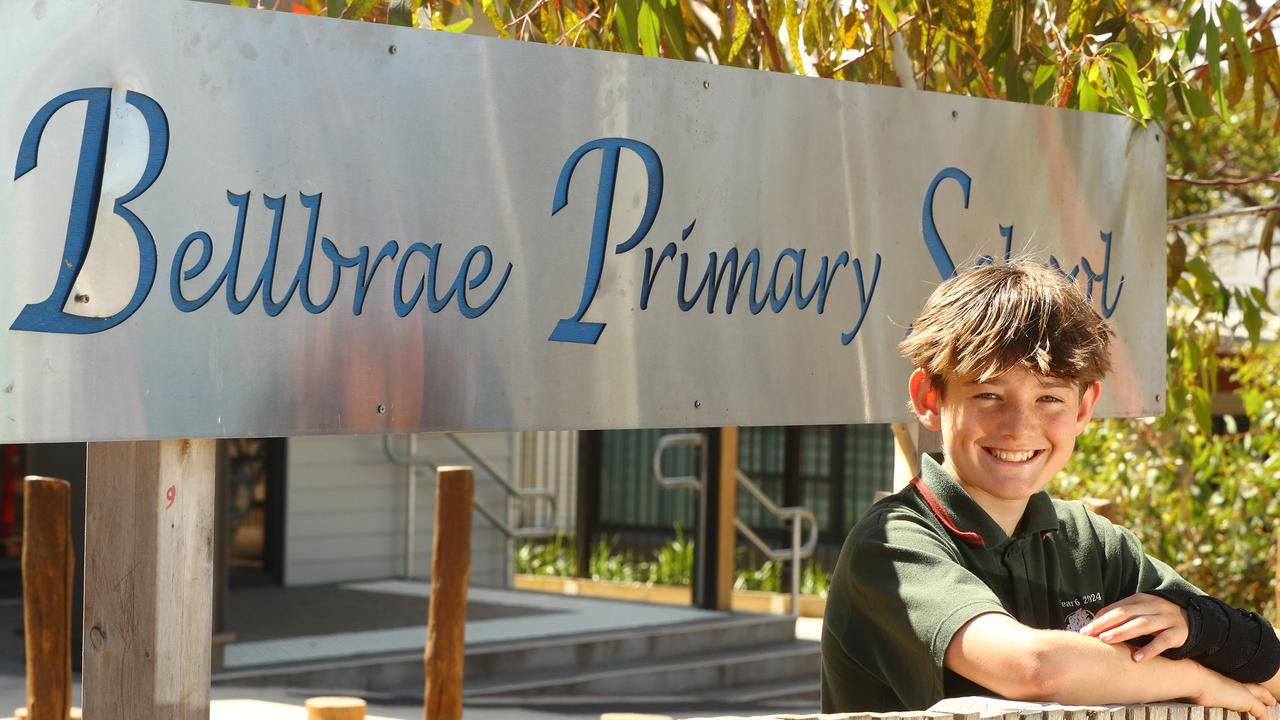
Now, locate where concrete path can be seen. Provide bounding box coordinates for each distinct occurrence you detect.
[0,583,824,719]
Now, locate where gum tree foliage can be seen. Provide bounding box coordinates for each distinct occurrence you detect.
[264,0,1280,611]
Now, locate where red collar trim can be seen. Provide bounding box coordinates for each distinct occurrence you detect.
[911,475,985,547]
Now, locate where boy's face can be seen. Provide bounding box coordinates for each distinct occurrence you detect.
[909,365,1101,505]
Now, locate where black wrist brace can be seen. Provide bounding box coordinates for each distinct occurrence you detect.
[1145,588,1280,683]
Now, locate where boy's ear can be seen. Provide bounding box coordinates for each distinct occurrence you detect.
[908,368,943,431]
[1075,380,1102,430]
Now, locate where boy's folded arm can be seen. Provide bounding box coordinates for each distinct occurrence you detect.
[1262,627,1280,698]
[945,611,1268,713]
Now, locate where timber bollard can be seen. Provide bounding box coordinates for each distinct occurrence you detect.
[21,477,73,720]
[305,696,367,720]
[11,709,81,720]
[424,466,473,720]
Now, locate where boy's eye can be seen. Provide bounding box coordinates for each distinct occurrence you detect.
[1039,395,1065,403]
[975,392,999,400]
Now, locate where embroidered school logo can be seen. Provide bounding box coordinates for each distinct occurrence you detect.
[1065,607,1095,632]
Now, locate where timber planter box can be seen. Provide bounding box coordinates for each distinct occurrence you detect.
[513,574,827,618]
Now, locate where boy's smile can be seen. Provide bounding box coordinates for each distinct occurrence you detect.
[910,365,1101,535]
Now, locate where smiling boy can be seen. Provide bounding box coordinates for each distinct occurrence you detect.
[820,261,1280,717]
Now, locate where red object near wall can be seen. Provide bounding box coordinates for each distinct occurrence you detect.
[0,445,22,540]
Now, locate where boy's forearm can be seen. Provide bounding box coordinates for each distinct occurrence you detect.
[1019,628,1208,704]
[950,613,1213,705]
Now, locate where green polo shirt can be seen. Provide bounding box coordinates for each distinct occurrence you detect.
[820,454,1198,713]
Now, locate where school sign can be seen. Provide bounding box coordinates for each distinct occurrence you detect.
[0,0,1166,443]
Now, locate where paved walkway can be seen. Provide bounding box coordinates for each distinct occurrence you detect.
[222,580,730,669]
[0,582,821,719]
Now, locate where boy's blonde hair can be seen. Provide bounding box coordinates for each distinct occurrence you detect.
[898,260,1114,392]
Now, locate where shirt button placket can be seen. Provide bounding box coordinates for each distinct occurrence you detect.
[1004,539,1035,621]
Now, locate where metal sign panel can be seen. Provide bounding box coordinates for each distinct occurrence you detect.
[0,0,1165,442]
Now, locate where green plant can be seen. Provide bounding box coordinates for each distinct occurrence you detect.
[588,535,642,583]
[734,557,782,593]
[1058,342,1280,620]
[650,523,695,586]
[734,554,830,596]
[522,527,833,596]
[515,532,576,576]
[802,558,831,598]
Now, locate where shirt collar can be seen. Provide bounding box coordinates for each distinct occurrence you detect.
[913,454,1058,548]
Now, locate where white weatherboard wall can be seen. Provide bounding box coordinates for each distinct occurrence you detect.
[284,433,512,587]
[516,431,579,532]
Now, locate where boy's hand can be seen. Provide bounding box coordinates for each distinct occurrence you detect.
[1079,592,1189,661]
[1188,663,1276,720]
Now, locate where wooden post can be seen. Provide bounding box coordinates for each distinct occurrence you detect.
[306,696,367,720]
[574,432,601,579]
[891,423,919,491]
[211,441,232,671]
[714,427,738,612]
[424,466,473,720]
[83,440,215,720]
[22,476,73,720]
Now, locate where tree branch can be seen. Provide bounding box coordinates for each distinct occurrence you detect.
[752,0,786,72]
[1168,171,1280,186]
[1168,203,1280,227]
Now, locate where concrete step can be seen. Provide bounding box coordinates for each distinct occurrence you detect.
[707,676,822,704]
[464,613,798,681]
[213,613,799,694]
[461,639,820,698]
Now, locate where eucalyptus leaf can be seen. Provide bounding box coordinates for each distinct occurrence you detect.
[1167,233,1187,294]
[1034,64,1056,89]
[1150,70,1168,119]
[661,0,690,60]
[1253,39,1268,129]
[785,1,802,72]
[441,17,474,33]
[614,0,642,55]
[1220,1,1253,76]
[481,0,511,39]
[387,0,417,27]
[347,0,381,19]
[1183,84,1214,118]
[1206,18,1224,113]
[974,0,992,54]
[875,0,898,32]
[637,0,662,56]
[1243,298,1262,347]
[1078,67,1100,112]
[728,0,751,62]
[1226,47,1246,106]
[1186,5,1205,65]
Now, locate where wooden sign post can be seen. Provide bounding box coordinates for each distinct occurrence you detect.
[82,440,215,719]
[22,476,73,720]
[715,428,739,612]
[424,466,473,720]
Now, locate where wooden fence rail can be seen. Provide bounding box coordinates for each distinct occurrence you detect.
[687,703,1280,720]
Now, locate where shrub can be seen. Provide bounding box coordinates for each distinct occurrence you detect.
[1057,341,1280,619]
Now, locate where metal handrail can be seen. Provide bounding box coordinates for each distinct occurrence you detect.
[651,431,710,605]
[652,433,706,489]
[651,432,818,616]
[734,468,819,559]
[441,433,558,522]
[383,433,559,578]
